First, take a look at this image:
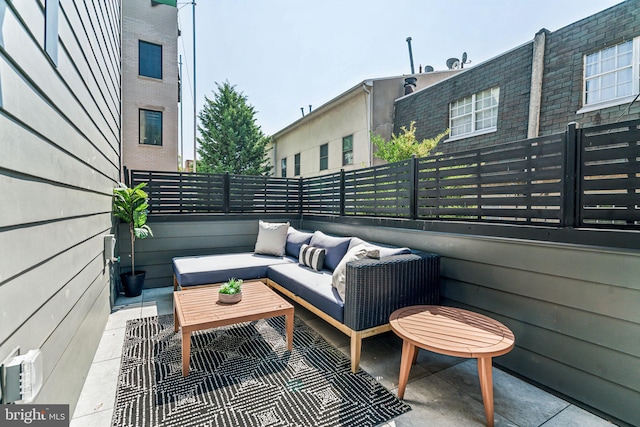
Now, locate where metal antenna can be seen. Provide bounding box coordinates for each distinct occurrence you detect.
[406,37,415,74]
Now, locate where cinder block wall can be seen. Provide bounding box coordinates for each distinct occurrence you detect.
[393,42,533,153]
[539,0,640,133]
[394,0,640,154]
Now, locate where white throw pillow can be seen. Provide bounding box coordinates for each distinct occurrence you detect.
[331,244,380,301]
[254,220,290,256]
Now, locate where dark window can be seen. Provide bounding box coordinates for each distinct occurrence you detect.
[319,144,328,170]
[45,0,59,65]
[281,158,287,177]
[294,153,301,176]
[139,109,163,145]
[342,135,353,166]
[139,40,162,79]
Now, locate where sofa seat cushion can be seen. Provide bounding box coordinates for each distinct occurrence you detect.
[267,263,344,323]
[173,253,294,287]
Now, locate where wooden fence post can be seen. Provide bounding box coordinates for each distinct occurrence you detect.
[298,177,303,216]
[410,156,418,220]
[562,122,578,227]
[223,172,230,214]
[340,169,346,217]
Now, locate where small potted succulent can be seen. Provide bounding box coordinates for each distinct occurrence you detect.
[219,278,243,304]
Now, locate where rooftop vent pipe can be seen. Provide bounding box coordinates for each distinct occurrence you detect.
[404,77,417,95]
[406,37,415,74]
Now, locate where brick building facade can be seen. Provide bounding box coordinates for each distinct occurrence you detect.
[122,0,179,175]
[394,0,640,154]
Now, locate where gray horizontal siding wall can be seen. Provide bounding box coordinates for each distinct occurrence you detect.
[0,0,120,415]
[125,215,639,425]
[303,219,639,427]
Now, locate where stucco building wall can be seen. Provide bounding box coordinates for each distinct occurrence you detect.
[272,72,460,176]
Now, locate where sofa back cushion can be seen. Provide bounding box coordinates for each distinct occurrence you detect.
[254,220,290,256]
[286,227,314,258]
[309,231,351,271]
[348,237,411,258]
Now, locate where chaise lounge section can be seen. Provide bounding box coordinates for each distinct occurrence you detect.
[172,223,440,372]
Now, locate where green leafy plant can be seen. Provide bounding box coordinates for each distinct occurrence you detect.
[219,278,243,294]
[113,182,153,273]
[371,121,449,163]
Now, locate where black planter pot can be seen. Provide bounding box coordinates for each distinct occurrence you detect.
[121,271,146,297]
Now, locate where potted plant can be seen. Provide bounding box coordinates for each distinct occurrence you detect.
[219,278,243,304]
[113,182,153,297]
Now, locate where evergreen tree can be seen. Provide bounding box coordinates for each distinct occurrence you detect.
[197,81,272,175]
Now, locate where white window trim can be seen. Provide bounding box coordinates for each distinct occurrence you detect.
[576,94,639,114]
[446,127,497,143]
[578,37,640,114]
[447,87,499,141]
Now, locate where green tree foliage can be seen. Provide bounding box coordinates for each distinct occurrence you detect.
[197,81,272,175]
[371,121,449,163]
[113,182,153,273]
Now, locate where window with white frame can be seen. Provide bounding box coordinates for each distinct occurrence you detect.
[449,87,500,138]
[583,38,639,108]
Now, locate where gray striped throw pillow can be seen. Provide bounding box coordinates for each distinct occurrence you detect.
[299,244,326,271]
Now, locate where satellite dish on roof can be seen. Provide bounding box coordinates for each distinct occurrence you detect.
[424,65,434,72]
[461,52,471,68]
[446,52,472,69]
[446,58,460,69]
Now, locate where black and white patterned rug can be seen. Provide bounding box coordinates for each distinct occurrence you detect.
[111,314,410,427]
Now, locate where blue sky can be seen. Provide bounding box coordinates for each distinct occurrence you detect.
[176,0,623,163]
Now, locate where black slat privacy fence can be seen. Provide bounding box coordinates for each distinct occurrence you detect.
[130,119,640,229]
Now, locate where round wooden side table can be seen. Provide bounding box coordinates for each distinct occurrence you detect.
[390,305,515,427]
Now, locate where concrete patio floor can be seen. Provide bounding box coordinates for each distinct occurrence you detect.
[70,287,617,427]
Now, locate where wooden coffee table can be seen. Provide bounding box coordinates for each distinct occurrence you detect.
[173,280,294,376]
[390,305,515,427]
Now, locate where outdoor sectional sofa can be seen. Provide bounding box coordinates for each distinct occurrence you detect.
[172,223,441,372]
